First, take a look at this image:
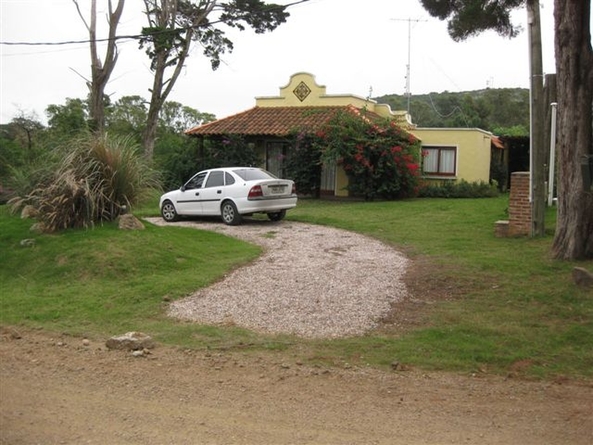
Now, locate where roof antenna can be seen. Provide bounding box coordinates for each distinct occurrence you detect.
[391,17,427,112]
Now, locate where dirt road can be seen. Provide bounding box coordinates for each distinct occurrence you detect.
[1,328,591,445]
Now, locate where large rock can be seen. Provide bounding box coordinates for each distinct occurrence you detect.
[105,332,155,351]
[572,267,593,289]
[118,214,145,230]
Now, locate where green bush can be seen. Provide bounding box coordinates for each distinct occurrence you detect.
[285,132,322,197]
[9,133,160,231]
[317,110,422,200]
[418,179,499,198]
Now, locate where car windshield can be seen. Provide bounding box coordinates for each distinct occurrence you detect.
[232,168,277,181]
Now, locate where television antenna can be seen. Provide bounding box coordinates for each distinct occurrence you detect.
[391,18,427,112]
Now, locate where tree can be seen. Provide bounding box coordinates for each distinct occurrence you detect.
[419,0,593,260]
[138,0,298,159]
[550,0,593,259]
[73,0,125,131]
[46,98,90,136]
[105,95,148,141]
[159,101,215,133]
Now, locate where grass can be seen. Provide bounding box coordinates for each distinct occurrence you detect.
[1,196,591,379]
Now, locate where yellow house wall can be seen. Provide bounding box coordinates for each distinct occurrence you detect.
[256,72,412,127]
[335,167,349,197]
[252,72,492,196]
[411,128,492,183]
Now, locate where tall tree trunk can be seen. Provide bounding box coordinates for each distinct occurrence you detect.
[552,0,593,259]
[140,0,212,159]
[74,0,125,132]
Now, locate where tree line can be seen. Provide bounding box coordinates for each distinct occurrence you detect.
[375,88,530,136]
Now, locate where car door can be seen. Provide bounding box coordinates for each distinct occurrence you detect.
[200,170,227,215]
[175,171,207,215]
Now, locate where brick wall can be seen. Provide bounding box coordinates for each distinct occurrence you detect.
[508,172,531,236]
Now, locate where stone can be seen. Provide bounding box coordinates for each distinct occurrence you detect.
[20,239,35,247]
[106,332,155,351]
[118,214,145,231]
[572,267,593,289]
[494,220,509,238]
[0,327,22,340]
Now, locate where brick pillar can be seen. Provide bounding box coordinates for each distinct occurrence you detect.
[508,172,531,236]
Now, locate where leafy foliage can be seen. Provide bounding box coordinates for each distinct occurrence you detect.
[9,133,160,232]
[285,132,322,197]
[376,88,529,134]
[420,0,525,41]
[202,134,260,169]
[317,111,422,200]
[155,133,201,189]
[46,98,90,136]
[138,0,292,158]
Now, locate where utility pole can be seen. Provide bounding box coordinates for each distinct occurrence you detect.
[527,0,546,237]
[391,18,427,113]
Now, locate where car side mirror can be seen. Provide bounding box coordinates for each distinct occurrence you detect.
[180,185,186,192]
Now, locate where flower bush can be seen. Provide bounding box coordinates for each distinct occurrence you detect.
[314,110,422,200]
[285,131,322,197]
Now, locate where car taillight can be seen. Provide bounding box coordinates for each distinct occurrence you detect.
[292,183,296,195]
[248,185,263,199]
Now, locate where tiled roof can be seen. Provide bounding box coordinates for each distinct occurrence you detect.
[491,135,504,149]
[185,105,383,136]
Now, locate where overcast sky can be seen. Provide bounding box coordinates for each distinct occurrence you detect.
[1,0,562,125]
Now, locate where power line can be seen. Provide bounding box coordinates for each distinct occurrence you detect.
[0,0,312,47]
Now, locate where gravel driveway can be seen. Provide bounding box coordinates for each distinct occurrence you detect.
[146,218,409,338]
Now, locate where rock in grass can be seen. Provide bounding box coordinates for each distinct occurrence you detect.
[106,332,155,351]
[572,267,593,288]
[118,214,145,230]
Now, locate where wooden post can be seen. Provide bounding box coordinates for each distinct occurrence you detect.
[527,0,546,237]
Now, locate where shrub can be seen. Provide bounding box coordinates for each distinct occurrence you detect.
[316,110,422,200]
[285,132,322,197]
[418,180,499,198]
[203,135,260,169]
[9,133,160,232]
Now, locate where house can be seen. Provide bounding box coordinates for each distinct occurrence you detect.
[185,72,495,197]
[411,127,493,186]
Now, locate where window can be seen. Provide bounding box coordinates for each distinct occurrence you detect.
[233,168,276,181]
[205,171,225,187]
[225,172,235,185]
[423,146,457,176]
[185,172,207,189]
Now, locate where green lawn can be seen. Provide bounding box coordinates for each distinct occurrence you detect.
[1,196,591,379]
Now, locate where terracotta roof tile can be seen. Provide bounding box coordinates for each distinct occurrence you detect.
[491,135,504,149]
[185,105,383,136]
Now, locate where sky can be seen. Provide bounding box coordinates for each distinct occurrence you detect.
[0,0,561,125]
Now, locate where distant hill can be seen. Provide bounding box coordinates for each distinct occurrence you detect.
[374,88,529,135]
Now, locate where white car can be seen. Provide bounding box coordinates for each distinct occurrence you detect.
[159,167,297,225]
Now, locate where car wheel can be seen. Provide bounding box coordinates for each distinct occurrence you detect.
[221,201,242,225]
[267,210,286,222]
[161,200,178,222]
